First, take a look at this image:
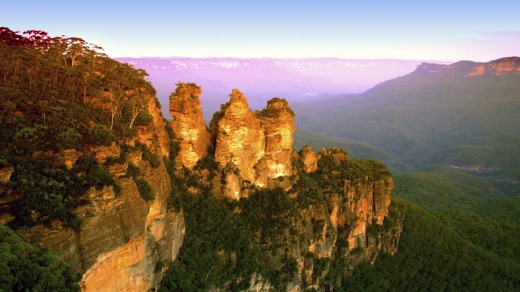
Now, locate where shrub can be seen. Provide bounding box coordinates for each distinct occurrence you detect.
[134,178,154,201]
[89,124,115,146]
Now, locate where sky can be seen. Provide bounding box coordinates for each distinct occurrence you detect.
[2,1,519,62]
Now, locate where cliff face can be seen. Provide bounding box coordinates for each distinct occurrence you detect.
[467,56,520,76]
[169,83,211,169]
[25,92,185,292]
[210,90,294,197]
[166,84,402,290]
[416,57,520,77]
[290,147,401,289]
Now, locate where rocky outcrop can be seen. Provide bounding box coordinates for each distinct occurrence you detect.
[416,56,520,77]
[415,61,479,76]
[210,89,267,186]
[229,147,402,290]
[255,98,295,185]
[299,145,318,173]
[169,83,212,169]
[0,166,14,184]
[209,90,294,198]
[163,84,401,290]
[467,56,520,76]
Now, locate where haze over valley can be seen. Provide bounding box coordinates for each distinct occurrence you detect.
[117,57,442,119]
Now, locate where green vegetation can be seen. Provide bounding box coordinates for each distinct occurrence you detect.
[294,72,520,178]
[0,27,160,230]
[0,225,79,291]
[293,64,520,289]
[294,128,411,172]
[160,151,393,290]
[343,199,520,291]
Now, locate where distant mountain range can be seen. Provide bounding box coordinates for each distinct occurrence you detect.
[116,57,448,118]
[292,57,520,187]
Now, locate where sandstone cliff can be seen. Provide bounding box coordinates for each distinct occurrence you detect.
[165,86,402,291]
[23,91,185,291]
[416,56,520,77]
[170,87,295,200]
[169,83,211,169]
[209,90,295,196]
[467,56,520,76]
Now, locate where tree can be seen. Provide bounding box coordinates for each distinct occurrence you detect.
[0,225,79,291]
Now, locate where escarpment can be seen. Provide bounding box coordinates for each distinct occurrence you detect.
[0,29,185,291]
[416,56,520,77]
[25,91,185,292]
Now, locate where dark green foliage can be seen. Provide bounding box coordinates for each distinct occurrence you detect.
[160,181,304,290]
[344,199,520,291]
[88,124,115,146]
[73,155,114,190]
[193,155,219,179]
[8,157,81,230]
[134,178,154,201]
[56,128,83,150]
[0,27,158,231]
[0,225,80,291]
[6,155,115,230]
[135,141,160,168]
[126,162,141,178]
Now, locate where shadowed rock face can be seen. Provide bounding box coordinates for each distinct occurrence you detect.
[169,83,211,169]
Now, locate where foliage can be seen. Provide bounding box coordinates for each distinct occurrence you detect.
[0,27,160,230]
[135,141,160,168]
[0,224,79,291]
[88,124,115,146]
[134,178,154,202]
[343,199,520,291]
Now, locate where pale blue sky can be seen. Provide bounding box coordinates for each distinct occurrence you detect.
[2,1,519,61]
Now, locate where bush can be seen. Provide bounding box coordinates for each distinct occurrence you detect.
[56,128,83,150]
[134,178,154,201]
[89,124,115,146]
[135,142,160,168]
[0,225,80,291]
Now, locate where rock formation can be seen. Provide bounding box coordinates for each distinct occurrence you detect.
[467,56,520,76]
[209,90,294,198]
[416,56,520,77]
[169,83,212,169]
[299,145,318,173]
[168,87,400,289]
[210,89,267,186]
